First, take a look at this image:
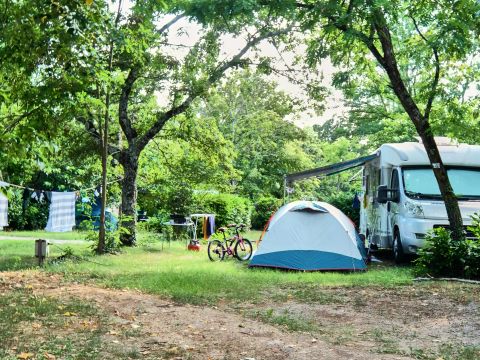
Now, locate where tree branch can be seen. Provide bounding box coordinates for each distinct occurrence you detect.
[330,16,386,67]
[119,67,139,141]
[411,16,440,121]
[295,2,314,9]
[0,107,40,135]
[296,1,386,67]
[77,115,120,156]
[135,27,292,152]
[158,14,184,35]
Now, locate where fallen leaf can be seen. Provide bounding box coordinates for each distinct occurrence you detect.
[44,352,56,360]
[167,346,180,355]
[17,353,34,359]
[63,312,77,317]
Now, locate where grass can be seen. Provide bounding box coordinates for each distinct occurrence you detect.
[408,345,480,360]
[0,240,90,271]
[0,230,88,241]
[251,308,319,332]
[1,230,413,305]
[43,238,413,305]
[0,288,107,359]
[0,286,171,360]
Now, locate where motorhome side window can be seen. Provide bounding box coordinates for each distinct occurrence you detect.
[368,168,380,198]
[391,169,399,190]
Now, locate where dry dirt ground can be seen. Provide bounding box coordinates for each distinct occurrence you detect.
[1,271,479,360]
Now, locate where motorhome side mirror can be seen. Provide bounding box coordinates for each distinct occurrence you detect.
[377,185,389,204]
[377,185,399,203]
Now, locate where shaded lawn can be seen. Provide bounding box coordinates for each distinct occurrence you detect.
[0,230,87,241]
[47,241,413,305]
[0,240,90,271]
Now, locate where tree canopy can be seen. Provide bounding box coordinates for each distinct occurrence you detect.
[1,0,479,245]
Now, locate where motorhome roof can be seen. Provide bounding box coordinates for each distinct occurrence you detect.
[379,141,480,167]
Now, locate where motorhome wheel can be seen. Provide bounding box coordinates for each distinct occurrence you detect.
[393,230,406,264]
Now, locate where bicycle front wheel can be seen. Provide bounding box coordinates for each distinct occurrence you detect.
[208,240,225,262]
[234,238,253,261]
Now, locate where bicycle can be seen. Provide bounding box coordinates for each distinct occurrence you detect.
[207,223,253,262]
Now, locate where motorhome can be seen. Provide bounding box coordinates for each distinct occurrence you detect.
[360,138,480,262]
[285,138,480,263]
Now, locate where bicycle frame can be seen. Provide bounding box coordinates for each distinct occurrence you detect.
[208,223,252,262]
[220,227,246,256]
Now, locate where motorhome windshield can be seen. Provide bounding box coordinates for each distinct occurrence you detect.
[403,167,480,199]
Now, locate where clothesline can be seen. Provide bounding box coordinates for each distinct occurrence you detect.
[0,177,124,232]
[0,177,123,193]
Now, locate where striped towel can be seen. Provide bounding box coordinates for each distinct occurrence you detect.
[0,192,8,227]
[45,192,76,232]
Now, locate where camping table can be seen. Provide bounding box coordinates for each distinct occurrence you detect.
[162,220,195,247]
[162,214,215,248]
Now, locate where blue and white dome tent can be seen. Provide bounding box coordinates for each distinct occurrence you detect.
[249,201,367,271]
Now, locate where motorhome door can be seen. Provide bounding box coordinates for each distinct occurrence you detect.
[387,168,400,247]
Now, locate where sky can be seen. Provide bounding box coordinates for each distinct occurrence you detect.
[115,1,480,129]
[160,14,347,128]
[111,1,346,128]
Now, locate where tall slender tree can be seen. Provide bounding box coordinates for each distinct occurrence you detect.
[185,0,480,241]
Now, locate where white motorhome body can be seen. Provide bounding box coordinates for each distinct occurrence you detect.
[360,140,480,261]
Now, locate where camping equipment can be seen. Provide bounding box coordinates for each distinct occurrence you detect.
[249,200,367,271]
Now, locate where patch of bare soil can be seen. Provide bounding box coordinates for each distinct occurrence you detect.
[0,271,417,360]
[257,285,480,358]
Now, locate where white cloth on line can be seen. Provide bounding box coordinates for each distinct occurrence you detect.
[0,191,8,228]
[45,192,76,232]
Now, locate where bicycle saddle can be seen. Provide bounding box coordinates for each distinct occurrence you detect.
[218,227,227,232]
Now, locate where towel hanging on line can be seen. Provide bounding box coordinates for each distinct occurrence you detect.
[45,192,76,232]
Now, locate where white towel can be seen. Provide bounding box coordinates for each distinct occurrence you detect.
[45,192,76,232]
[0,192,8,227]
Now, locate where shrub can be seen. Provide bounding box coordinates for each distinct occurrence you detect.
[138,212,170,233]
[325,192,360,227]
[414,216,480,279]
[7,190,49,230]
[251,196,281,229]
[85,216,127,254]
[85,230,121,254]
[193,193,252,227]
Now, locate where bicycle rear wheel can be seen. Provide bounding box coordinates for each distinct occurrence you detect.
[234,238,253,261]
[208,240,225,262]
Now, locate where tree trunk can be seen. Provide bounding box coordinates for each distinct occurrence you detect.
[382,61,464,241]
[417,130,464,241]
[97,83,110,254]
[119,151,138,246]
[372,13,465,242]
